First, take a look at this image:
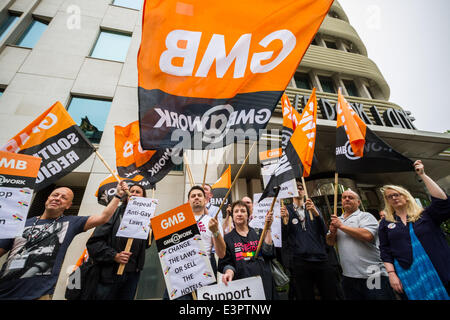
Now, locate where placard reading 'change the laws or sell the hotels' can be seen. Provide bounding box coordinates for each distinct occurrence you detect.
[151,203,216,299]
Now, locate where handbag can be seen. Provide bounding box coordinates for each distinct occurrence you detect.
[270,258,290,292]
[65,259,100,300]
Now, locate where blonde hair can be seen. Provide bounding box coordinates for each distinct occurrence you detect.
[380,185,423,223]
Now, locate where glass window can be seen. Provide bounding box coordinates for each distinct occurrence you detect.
[319,76,336,94]
[365,85,375,99]
[0,90,3,97]
[0,14,20,42]
[113,0,143,10]
[295,73,311,90]
[67,97,112,144]
[90,30,132,62]
[343,80,359,97]
[324,40,338,50]
[15,19,48,48]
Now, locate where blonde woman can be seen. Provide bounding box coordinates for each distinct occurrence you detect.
[378,160,450,300]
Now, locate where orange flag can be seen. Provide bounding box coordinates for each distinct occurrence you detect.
[138,0,334,150]
[336,88,367,158]
[290,88,318,177]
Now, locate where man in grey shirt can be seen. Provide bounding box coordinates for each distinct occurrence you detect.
[326,189,394,300]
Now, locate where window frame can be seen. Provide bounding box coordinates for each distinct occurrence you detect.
[89,29,133,63]
[14,17,49,49]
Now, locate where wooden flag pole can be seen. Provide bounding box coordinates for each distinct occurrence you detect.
[184,153,195,187]
[202,150,210,187]
[214,141,257,220]
[94,149,135,275]
[117,238,133,275]
[148,188,155,247]
[94,149,131,196]
[333,172,339,216]
[301,176,314,221]
[254,187,281,258]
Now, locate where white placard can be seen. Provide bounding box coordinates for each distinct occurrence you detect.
[261,164,298,200]
[159,235,215,299]
[249,193,282,247]
[198,276,266,300]
[0,187,34,239]
[116,196,158,239]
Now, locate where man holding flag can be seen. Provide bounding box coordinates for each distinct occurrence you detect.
[275,92,337,300]
[0,181,129,300]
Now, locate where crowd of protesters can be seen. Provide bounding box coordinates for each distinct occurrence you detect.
[0,160,448,300]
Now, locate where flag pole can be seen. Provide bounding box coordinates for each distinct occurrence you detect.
[301,176,314,221]
[333,172,339,216]
[95,149,131,196]
[94,149,135,275]
[184,153,195,187]
[202,150,210,187]
[254,187,281,258]
[214,141,257,220]
[148,188,156,247]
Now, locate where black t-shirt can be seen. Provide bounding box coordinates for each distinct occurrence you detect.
[0,215,88,300]
[218,228,275,299]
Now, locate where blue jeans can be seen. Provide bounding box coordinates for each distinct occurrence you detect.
[95,271,141,300]
[341,275,395,300]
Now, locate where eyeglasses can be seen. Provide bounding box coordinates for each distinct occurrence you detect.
[386,193,402,200]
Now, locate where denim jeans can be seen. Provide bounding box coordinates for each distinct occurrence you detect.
[341,275,395,300]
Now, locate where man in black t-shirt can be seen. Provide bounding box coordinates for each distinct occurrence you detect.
[0,181,128,300]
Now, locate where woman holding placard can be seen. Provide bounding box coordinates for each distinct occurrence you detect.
[87,184,150,300]
[218,200,277,300]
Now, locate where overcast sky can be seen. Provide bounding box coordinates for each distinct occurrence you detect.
[338,0,450,133]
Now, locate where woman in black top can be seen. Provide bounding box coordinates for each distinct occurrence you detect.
[218,200,277,300]
[379,160,450,300]
[87,184,150,300]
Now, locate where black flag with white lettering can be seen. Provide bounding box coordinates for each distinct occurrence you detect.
[1,102,95,191]
[336,126,414,174]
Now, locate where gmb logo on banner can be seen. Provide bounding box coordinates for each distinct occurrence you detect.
[159,30,296,78]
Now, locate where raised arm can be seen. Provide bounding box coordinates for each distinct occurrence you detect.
[83,181,129,231]
[415,160,447,200]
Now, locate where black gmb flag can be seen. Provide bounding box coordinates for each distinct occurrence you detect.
[1,102,95,191]
[336,90,413,174]
[137,0,334,150]
[115,121,182,184]
[95,173,152,206]
[210,165,232,218]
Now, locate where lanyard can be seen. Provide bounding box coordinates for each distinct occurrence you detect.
[196,214,206,224]
[27,215,64,243]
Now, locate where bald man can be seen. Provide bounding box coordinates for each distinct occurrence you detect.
[327,189,394,300]
[0,182,128,300]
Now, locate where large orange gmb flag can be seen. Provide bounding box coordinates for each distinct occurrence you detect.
[1,102,95,191]
[138,0,334,150]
